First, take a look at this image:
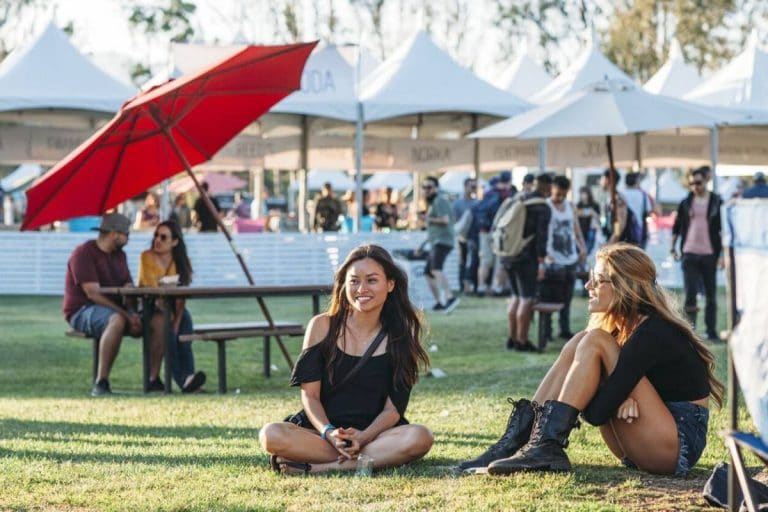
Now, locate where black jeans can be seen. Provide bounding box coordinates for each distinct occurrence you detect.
[681,253,718,337]
[458,240,478,292]
[540,264,576,338]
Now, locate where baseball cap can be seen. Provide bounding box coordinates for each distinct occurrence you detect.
[523,173,535,184]
[755,171,766,183]
[499,170,512,183]
[93,212,131,234]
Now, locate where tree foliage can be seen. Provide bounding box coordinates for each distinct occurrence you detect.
[128,0,196,43]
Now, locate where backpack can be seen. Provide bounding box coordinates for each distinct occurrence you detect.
[454,208,473,242]
[619,206,643,245]
[491,195,547,258]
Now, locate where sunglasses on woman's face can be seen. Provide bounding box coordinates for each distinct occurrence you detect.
[154,232,170,242]
[689,180,704,187]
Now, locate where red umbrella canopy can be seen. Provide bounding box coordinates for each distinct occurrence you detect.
[22,42,316,230]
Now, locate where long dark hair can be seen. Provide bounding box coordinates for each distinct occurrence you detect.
[322,244,429,388]
[152,220,193,286]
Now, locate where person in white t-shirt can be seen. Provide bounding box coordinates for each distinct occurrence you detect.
[540,176,586,340]
[623,172,653,249]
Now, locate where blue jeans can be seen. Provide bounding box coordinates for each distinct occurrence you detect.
[622,401,709,476]
[70,304,121,340]
[169,309,196,388]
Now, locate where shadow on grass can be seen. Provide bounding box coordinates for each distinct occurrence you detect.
[0,418,260,441]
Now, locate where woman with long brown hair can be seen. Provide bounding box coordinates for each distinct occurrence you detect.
[260,244,433,474]
[460,242,723,476]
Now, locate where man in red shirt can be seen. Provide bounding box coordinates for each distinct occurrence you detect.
[64,213,142,396]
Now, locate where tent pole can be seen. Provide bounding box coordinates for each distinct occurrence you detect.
[710,127,719,193]
[538,138,547,173]
[150,108,294,369]
[471,114,480,180]
[298,115,310,233]
[353,102,364,233]
[606,135,619,237]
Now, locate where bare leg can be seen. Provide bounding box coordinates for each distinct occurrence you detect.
[515,298,534,341]
[425,274,442,304]
[432,270,454,302]
[149,313,166,381]
[260,423,433,474]
[96,313,125,381]
[532,331,587,403]
[557,329,679,474]
[507,296,520,338]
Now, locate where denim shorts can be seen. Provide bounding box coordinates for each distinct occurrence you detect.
[70,304,121,340]
[622,401,709,476]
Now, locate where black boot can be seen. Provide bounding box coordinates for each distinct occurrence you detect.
[487,399,580,474]
[457,398,537,471]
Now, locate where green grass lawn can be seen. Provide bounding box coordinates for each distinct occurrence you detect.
[0,291,760,511]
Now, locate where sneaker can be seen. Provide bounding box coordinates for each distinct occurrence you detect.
[182,371,207,393]
[432,303,445,311]
[443,297,460,314]
[91,379,112,397]
[148,378,165,392]
[706,333,722,343]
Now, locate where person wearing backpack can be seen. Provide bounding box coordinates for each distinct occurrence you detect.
[452,177,479,294]
[600,168,639,245]
[623,172,654,249]
[498,172,552,352]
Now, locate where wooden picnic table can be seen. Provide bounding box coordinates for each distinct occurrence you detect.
[98,284,332,393]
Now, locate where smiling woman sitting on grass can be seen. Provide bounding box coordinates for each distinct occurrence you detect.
[460,242,724,477]
[259,244,433,475]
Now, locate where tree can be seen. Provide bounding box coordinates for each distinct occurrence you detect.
[603,0,661,82]
[127,0,197,84]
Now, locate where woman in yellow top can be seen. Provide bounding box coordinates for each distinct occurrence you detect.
[138,220,206,393]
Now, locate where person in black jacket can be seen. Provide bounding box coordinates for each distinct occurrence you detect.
[459,243,723,476]
[501,173,552,352]
[670,167,723,341]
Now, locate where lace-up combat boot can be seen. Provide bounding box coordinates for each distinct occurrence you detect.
[487,399,580,474]
[457,398,537,471]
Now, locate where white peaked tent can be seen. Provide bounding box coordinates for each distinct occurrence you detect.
[0,23,135,112]
[686,31,768,110]
[272,44,380,121]
[529,31,634,105]
[0,163,43,192]
[644,39,702,98]
[438,170,486,195]
[359,31,530,121]
[494,43,553,100]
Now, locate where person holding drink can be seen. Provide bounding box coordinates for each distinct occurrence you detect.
[259,244,433,475]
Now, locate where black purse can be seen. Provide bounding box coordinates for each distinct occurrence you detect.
[284,328,388,429]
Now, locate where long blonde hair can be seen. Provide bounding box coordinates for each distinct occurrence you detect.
[588,243,724,406]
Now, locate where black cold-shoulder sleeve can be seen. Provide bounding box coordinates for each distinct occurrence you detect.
[289,344,323,387]
[389,379,412,418]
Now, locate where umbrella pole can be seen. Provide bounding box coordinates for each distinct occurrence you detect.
[606,135,619,238]
[156,121,294,369]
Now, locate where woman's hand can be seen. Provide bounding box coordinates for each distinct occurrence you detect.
[326,428,355,460]
[334,427,368,458]
[616,397,639,423]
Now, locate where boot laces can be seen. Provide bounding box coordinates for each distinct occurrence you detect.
[486,398,526,455]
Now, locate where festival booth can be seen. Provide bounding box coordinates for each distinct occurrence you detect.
[0,23,135,165]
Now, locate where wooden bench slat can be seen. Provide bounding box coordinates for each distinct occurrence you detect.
[192,321,301,332]
[533,302,565,313]
[180,326,304,342]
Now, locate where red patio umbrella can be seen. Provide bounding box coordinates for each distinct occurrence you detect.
[23,41,317,369]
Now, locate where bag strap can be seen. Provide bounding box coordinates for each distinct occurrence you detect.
[330,327,387,394]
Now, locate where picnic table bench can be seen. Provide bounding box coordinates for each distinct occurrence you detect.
[71,284,332,394]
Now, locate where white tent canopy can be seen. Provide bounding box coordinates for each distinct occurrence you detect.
[686,31,768,111]
[359,31,529,122]
[438,170,486,195]
[289,170,355,192]
[363,171,412,190]
[272,44,380,121]
[494,43,553,100]
[644,39,702,98]
[0,23,135,113]
[472,79,718,140]
[529,31,634,105]
[0,163,43,192]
